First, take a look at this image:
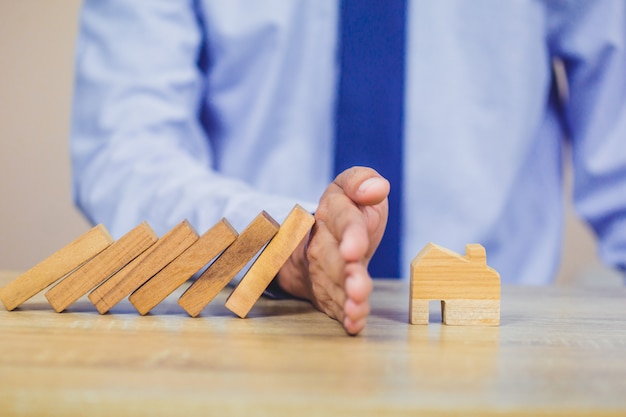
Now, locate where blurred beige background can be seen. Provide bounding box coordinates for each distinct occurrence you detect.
[1,0,90,272]
[0,1,621,284]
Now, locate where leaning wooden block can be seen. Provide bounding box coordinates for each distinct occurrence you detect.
[88,220,199,314]
[178,211,279,317]
[45,222,158,313]
[409,242,500,326]
[0,225,113,311]
[225,205,315,318]
[129,219,238,315]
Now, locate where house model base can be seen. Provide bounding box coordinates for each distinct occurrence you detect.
[409,243,500,326]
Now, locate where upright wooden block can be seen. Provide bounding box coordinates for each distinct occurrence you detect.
[129,219,238,315]
[225,205,315,318]
[88,220,198,314]
[0,225,113,311]
[409,242,500,326]
[178,211,279,317]
[45,222,158,313]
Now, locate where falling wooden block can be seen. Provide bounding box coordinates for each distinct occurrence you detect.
[45,222,158,313]
[0,225,113,311]
[225,205,315,318]
[409,242,500,326]
[129,219,238,315]
[178,211,279,317]
[88,220,198,314]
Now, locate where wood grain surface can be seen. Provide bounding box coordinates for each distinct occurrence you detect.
[225,205,314,317]
[46,222,158,313]
[129,219,238,315]
[0,225,113,311]
[1,271,625,416]
[178,211,279,317]
[88,220,198,314]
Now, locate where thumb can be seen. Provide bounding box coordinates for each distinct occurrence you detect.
[334,166,390,206]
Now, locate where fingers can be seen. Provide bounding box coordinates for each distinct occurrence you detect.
[344,316,367,336]
[306,221,348,316]
[333,202,371,263]
[334,166,390,206]
[279,166,388,336]
[342,263,373,335]
[310,167,387,335]
[318,168,389,264]
[314,194,366,263]
[307,221,346,286]
[345,263,373,303]
[304,214,374,335]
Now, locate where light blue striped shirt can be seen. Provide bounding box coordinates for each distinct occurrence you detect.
[71,0,626,283]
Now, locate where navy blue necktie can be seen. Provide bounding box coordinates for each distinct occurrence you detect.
[334,0,407,278]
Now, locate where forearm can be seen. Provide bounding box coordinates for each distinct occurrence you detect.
[72,134,312,237]
[70,0,315,237]
[556,2,626,276]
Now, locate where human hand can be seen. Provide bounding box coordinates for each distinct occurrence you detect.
[276,167,389,335]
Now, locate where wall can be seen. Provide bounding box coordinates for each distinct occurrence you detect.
[0,1,89,271]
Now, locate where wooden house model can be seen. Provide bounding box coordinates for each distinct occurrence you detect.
[409,242,500,326]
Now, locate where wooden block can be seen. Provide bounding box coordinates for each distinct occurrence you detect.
[442,299,500,326]
[88,220,199,314]
[129,219,238,315]
[409,242,500,326]
[409,299,429,325]
[225,205,315,318]
[0,225,113,311]
[45,222,158,313]
[178,211,279,317]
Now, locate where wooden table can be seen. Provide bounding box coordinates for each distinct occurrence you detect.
[1,271,625,416]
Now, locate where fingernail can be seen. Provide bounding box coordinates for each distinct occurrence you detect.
[358,177,381,193]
